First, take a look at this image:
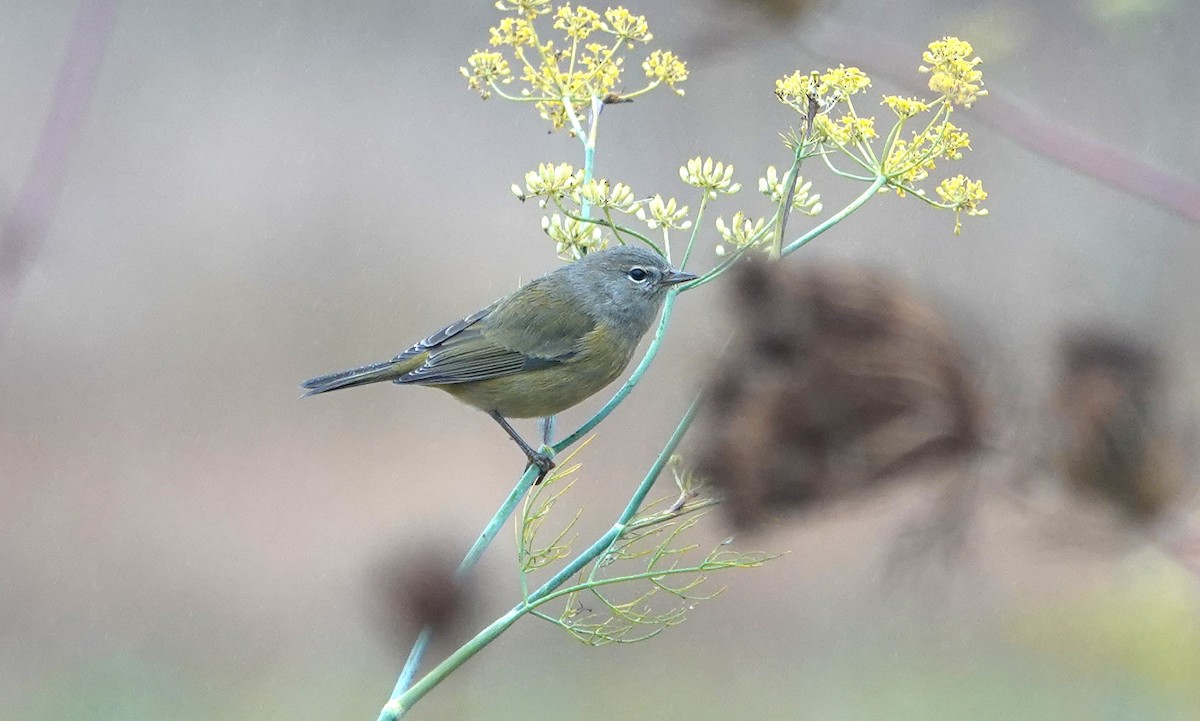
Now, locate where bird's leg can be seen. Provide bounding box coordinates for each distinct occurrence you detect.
[489,411,555,483]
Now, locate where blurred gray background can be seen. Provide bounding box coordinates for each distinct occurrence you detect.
[2,0,1198,719]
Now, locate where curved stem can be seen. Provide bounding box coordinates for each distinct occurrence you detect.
[550,198,656,247]
[678,244,752,291]
[879,115,906,168]
[619,79,661,100]
[548,97,602,442]
[604,207,665,255]
[820,151,875,181]
[389,400,700,718]
[781,173,886,257]
[487,82,544,102]
[553,289,679,453]
[770,148,806,258]
[377,463,543,720]
[678,195,708,270]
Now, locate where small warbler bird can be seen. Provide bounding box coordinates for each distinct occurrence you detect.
[302,246,696,477]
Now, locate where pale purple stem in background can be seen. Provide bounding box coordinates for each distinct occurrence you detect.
[0,0,118,336]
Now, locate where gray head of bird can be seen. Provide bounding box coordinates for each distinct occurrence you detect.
[557,246,697,329]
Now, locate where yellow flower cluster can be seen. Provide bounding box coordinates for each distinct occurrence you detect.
[679,156,741,198]
[461,2,686,133]
[642,50,688,95]
[601,6,651,45]
[824,65,872,94]
[884,138,932,190]
[757,166,822,215]
[775,66,871,116]
[883,119,973,193]
[515,162,585,205]
[714,211,767,256]
[770,38,987,233]
[460,51,512,99]
[553,4,601,39]
[935,175,988,234]
[542,213,606,259]
[636,195,691,230]
[881,95,929,119]
[813,114,878,146]
[573,178,640,213]
[938,120,971,160]
[517,164,655,256]
[920,37,987,107]
[489,17,537,47]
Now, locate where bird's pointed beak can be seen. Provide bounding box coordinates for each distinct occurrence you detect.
[662,269,699,286]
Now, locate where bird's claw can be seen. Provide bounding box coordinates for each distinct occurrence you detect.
[528,451,556,484]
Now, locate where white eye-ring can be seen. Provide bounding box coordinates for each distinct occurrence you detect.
[628,267,649,282]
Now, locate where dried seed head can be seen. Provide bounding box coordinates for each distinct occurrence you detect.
[698,262,984,529]
[373,542,475,647]
[1053,330,1188,524]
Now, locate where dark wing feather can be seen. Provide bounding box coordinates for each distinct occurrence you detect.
[390,304,495,365]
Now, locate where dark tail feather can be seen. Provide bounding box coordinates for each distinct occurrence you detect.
[301,360,402,396]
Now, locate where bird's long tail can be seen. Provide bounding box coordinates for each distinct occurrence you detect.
[301,360,405,396]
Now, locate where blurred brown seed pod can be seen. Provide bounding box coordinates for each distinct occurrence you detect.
[697,262,984,530]
[1050,330,1193,525]
[372,542,475,648]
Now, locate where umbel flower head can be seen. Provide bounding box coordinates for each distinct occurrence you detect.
[757,165,822,215]
[714,211,767,256]
[461,2,688,133]
[636,194,691,230]
[920,37,987,107]
[679,156,741,198]
[775,66,871,117]
[514,161,585,205]
[773,38,988,234]
[697,262,984,530]
[935,174,988,234]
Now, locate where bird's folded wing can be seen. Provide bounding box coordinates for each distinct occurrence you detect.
[391,304,496,366]
[396,329,561,385]
[393,279,599,385]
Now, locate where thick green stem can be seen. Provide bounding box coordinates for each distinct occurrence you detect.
[574,95,599,220]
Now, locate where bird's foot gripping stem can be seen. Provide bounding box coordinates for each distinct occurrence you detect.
[526,450,556,485]
[489,411,556,484]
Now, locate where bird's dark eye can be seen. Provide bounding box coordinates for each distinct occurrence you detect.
[628,267,649,282]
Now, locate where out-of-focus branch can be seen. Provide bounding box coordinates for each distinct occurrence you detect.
[0,0,117,336]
